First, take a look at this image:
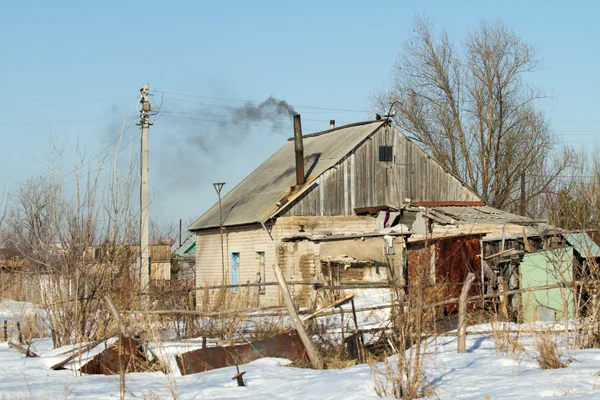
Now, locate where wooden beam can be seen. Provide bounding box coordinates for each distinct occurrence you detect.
[457,273,475,353]
[104,295,129,337]
[522,227,532,252]
[8,341,38,357]
[272,263,323,369]
[285,294,355,329]
[51,330,119,370]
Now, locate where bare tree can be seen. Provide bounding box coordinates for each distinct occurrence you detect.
[376,18,575,216]
[542,148,600,230]
[1,125,140,346]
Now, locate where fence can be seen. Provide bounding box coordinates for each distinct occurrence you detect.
[0,270,41,303]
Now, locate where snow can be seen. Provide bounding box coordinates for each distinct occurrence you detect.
[3,300,600,399]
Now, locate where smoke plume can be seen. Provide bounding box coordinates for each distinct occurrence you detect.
[235,96,297,122]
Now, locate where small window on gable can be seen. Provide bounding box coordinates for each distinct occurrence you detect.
[379,146,393,162]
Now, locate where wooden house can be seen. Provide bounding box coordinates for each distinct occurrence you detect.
[188,117,494,307]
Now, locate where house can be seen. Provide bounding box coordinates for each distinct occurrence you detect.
[171,233,197,280]
[189,116,520,306]
[88,244,172,281]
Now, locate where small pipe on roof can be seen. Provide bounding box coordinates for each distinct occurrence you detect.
[294,114,305,186]
[330,120,335,129]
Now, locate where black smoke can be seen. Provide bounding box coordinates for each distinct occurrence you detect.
[235,96,297,122]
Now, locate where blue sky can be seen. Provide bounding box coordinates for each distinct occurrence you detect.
[1,1,599,227]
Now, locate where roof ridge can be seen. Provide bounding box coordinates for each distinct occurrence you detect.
[286,119,386,141]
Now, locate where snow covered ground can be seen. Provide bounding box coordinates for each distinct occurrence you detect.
[3,300,600,399]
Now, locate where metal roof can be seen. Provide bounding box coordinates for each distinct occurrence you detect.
[429,205,536,225]
[189,120,387,231]
[563,232,600,258]
[172,232,196,256]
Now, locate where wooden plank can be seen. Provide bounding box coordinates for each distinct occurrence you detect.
[522,227,532,252]
[457,273,475,353]
[51,330,119,370]
[104,295,128,337]
[272,262,323,369]
[8,342,38,357]
[289,294,354,329]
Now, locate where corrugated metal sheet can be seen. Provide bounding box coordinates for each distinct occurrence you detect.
[431,206,535,225]
[190,121,387,230]
[563,232,600,258]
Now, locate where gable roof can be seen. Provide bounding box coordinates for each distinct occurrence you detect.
[189,120,387,231]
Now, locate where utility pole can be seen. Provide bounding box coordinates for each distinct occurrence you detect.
[138,84,152,291]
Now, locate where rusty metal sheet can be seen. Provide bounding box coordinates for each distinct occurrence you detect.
[435,237,482,312]
[79,335,154,375]
[407,243,433,284]
[406,237,482,313]
[175,330,308,375]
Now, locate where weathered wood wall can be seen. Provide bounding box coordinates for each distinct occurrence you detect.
[194,224,280,306]
[282,124,479,217]
[195,216,378,308]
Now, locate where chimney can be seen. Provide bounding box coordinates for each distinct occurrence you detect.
[330,119,335,129]
[293,114,305,186]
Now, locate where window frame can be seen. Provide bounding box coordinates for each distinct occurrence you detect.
[378,145,393,162]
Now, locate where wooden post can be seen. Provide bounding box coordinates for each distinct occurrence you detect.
[522,227,531,252]
[340,308,345,346]
[3,320,7,342]
[271,263,323,369]
[186,290,194,338]
[350,298,365,363]
[498,276,508,320]
[104,295,128,336]
[16,322,23,345]
[457,272,475,353]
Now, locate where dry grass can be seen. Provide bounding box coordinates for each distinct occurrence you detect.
[534,333,567,369]
[370,357,435,399]
[489,318,524,358]
[369,251,441,399]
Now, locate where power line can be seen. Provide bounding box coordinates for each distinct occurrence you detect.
[0,115,137,127]
[0,96,132,108]
[60,121,138,186]
[158,114,328,133]
[158,110,351,125]
[154,90,371,113]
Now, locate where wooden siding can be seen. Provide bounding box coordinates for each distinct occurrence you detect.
[194,224,280,306]
[195,216,379,308]
[282,124,479,217]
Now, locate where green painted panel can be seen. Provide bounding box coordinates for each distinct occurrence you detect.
[183,242,196,254]
[520,247,574,323]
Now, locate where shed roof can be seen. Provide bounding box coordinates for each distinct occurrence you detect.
[189,120,387,231]
[173,233,196,257]
[563,232,600,259]
[429,205,536,226]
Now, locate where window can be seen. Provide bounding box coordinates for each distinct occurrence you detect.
[379,146,393,162]
[257,252,266,294]
[231,252,240,293]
